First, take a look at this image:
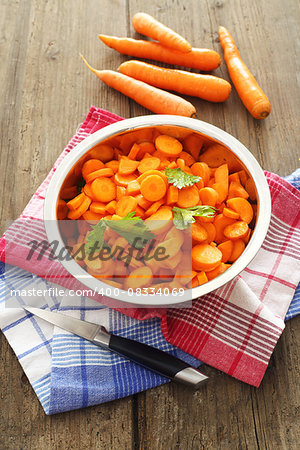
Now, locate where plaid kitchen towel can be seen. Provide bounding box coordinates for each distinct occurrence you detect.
[0,107,299,414]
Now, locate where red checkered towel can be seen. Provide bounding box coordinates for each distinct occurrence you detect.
[1,106,300,386]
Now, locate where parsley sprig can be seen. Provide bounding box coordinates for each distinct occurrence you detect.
[165,167,200,189]
[172,205,217,230]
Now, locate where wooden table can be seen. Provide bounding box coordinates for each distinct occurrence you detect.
[1,0,299,448]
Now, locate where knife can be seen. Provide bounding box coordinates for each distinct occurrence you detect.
[23,306,208,388]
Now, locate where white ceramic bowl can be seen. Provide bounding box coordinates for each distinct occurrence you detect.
[44,115,271,306]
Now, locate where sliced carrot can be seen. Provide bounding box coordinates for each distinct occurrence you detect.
[89,144,114,163]
[228,181,249,200]
[223,207,240,220]
[206,263,230,281]
[178,151,196,167]
[67,193,86,211]
[82,159,105,180]
[138,156,160,173]
[196,271,208,286]
[91,177,116,202]
[176,158,186,171]
[144,199,165,217]
[242,228,251,244]
[114,172,137,187]
[90,202,107,215]
[140,175,167,202]
[192,222,208,243]
[155,135,183,157]
[159,159,171,170]
[138,141,156,158]
[199,144,242,172]
[118,158,139,175]
[177,185,199,208]
[201,222,216,244]
[145,206,173,234]
[214,163,228,190]
[183,134,204,161]
[134,205,146,219]
[166,185,179,206]
[228,239,245,262]
[128,143,141,160]
[127,180,141,196]
[192,244,222,271]
[226,197,253,224]
[245,177,257,201]
[214,214,236,244]
[212,182,228,204]
[191,162,211,185]
[218,202,225,213]
[124,266,153,290]
[137,169,168,187]
[105,160,119,173]
[105,200,117,214]
[61,185,79,200]
[136,194,153,210]
[224,221,249,240]
[167,161,177,169]
[116,196,138,217]
[116,185,126,200]
[217,240,233,263]
[67,196,91,220]
[228,172,240,184]
[198,187,218,207]
[237,170,248,186]
[82,210,105,221]
[114,147,122,159]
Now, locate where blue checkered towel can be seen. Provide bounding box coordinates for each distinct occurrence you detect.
[0,170,299,415]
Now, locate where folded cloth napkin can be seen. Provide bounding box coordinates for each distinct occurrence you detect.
[0,107,299,414]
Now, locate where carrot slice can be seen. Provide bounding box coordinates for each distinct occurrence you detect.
[105,200,117,214]
[128,143,141,160]
[116,196,138,217]
[198,187,218,207]
[136,194,153,210]
[127,180,141,196]
[196,271,208,286]
[226,197,253,224]
[223,207,240,220]
[82,210,105,221]
[144,199,165,217]
[114,172,137,187]
[224,221,249,240]
[67,193,86,211]
[91,177,116,202]
[145,206,173,234]
[86,167,114,183]
[90,202,107,215]
[105,160,119,173]
[228,181,249,199]
[228,239,245,262]
[137,169,168,187]
[228,172,240,184]
[155,135,183,157]
[214,214,236,244]
[245,178,257,201]
[206,263,230,281]
[217,240,233,263]
[177,151,196,167]
[89,144,114,163]
[82,159,105,180]
[118,158,139,175]
[135,205,146,219]
[124,266,153,290]
[192,244,222,271]
[191,162,211,185]
[138,141,156,158]
[212,182,228,204]
[138,156,161,173]
[199,144,242,172]
[201,222,216,244]
[177,185,199,208]
[116,186,126,200]
[140,175,167,202]
[237,170,248,186]
[192,222,208,243]
[166,185,179,206]
[214,163,228,190]
[67,196,91,220]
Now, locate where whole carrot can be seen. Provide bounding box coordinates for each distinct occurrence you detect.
[132,12,192,53]
[99,35,221,71]
[119,60,231,102]
[218,26,271,119]
[81,55,196,117]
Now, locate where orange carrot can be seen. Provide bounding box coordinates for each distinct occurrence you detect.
[116,186,126,200]
[199,144,242,173]
[196,271,208,286]
[137,169,168,187]
[224,221,249,240]
[86,167,114,183]
[144,199,165,217]
[136,194,153,210]
[214,214,236,244]
[206,262,230,281]
[245,178,257,201]
[67,193,86,211]
[166,185,179,206]
[128,143,141,160]
[99,35,221,71]
[118,158,139,175]
[124,266,153,290]
[81,56,196,117]
[82,210,105,221]
[183,134,204,161]
[105,160,119,173]
[119,60,231,102]
[140,174,167,202]
[126,180,141,196]
[105,200,117,214]
[138,156,160,173]
[191,162,211,186]
[192,244,222,272]
[198,187,218,207]
[90,202,107,215]
[217,240,233,262]
[82,159,105,180]
[155,135,183,157]
[226,197,253,224]
[67,196,91,220]
[218,26,271,119]
[138,141,156,158]
[114,172,137,187]
[116,196,138,217]
[201,222,216,244]
[132,12,192,53]
[177,151,196,167]
[177,185,199,208]
[228,239,245,262]
[145,206,173,234]
[192,222,208,243]
[227,181,249,200]
[223,207,240,220]
[91,177,116,202]
[89,144,114,162]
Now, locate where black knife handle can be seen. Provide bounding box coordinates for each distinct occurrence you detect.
[109,334,207,387]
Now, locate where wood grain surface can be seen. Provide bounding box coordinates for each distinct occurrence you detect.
[0,0,299,449]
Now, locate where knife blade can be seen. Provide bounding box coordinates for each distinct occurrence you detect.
[23,306,208,388]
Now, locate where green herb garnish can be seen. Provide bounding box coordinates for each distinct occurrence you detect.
[165,167,200,189]
[85,220,106,255]
[172,205,217,230]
